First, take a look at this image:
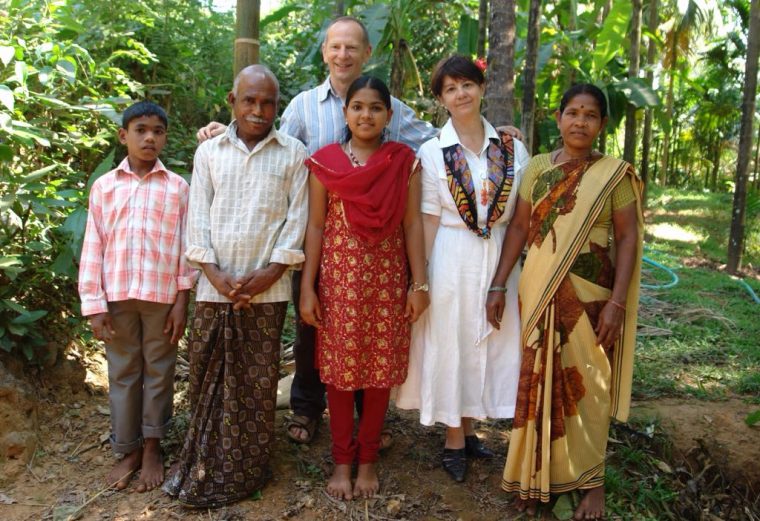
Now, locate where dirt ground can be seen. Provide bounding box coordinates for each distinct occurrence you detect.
[632,398,760,486]
[0,350,758,521]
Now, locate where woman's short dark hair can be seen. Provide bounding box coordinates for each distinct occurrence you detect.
[430,55,485,97]
[343,75,392,143]
[559,84,608,119]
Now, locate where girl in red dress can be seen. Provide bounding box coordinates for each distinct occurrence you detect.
[300,76,429,500]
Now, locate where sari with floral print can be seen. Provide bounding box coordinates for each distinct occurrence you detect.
[501,155,644,501]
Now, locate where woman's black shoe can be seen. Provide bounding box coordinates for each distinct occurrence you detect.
[442,448,467,482]
[464,435,494,459]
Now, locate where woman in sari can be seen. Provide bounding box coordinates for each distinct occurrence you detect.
[485,83,644,520]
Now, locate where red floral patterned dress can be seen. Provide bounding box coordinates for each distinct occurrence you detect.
[316,193,410,391]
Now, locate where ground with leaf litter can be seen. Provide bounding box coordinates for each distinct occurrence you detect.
[0,346,758,521]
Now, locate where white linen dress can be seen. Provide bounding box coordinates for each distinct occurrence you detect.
[395,117,528,427]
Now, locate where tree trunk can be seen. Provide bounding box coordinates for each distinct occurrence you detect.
[753,124,760,191]
[520,0,541,153]
[333,0,345,17]
[485,0,515,126]
[390,40,406,100]
[477,0,488,59]
[728,0,760,273]
[234,0,260,76]
[623,0,642,165]
[659,30,678,186]
[639,0,658,205]
[710,134,721,192]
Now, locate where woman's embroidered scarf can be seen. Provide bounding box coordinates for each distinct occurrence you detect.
[305,141,416,244]
[442,131,514,238]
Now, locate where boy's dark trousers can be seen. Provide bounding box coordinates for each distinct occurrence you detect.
[105,299,176,454]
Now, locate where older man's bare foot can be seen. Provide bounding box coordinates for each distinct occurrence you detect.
[135,438,164,493]
[107,448,141,490]
[513,495,539,516]
[327,464,353,500]
[574,486,605,520]
[353,463,379,498]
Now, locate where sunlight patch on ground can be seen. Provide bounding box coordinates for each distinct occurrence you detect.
[648,223,705,244]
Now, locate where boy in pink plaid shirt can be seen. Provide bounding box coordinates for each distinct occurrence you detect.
[78,101,196,492]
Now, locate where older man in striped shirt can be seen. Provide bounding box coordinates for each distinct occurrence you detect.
[164,65,309,507]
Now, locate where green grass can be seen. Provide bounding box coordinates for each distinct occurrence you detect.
[634,187,760,402]
[645,186,760,268]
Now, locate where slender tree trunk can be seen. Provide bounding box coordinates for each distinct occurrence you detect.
[710,135,721,191]
[234,0,260,76]
[728,0,760,273]
[659,32,678,186]
[753,123,760,191]
[566,0,578,85]
[639,0,658,205]
[521,0,541,153]
[623,0,642,165]
[333,0,345,17]
[390,40,407,100]
[477,0,488,58]
[485,0,515,125]
[667,117,679,181]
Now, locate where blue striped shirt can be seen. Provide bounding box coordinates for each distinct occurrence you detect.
[280,77,438,155]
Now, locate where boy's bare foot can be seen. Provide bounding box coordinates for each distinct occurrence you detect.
[326,464,353,500]
[353,462,379,498]
[135,438,164,493]
[107,448,142,490]
[513,495,539,516]
[574,486,605,520]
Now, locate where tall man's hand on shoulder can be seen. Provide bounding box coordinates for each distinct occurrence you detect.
[196,122,227,143]
[496,125,524,142]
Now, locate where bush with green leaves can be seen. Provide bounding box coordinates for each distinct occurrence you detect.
[0,0,232,362]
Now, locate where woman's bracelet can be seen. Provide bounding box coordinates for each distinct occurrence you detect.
[488,286,508,293]
[608,299,626,311]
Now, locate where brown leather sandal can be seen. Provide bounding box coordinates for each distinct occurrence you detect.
[285,414,319,444]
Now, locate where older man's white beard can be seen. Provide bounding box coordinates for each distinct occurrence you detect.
[244,116,268,125]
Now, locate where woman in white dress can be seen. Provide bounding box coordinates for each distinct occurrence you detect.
[396,55,528,482]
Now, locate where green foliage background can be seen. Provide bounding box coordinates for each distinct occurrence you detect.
[0,0,233,360]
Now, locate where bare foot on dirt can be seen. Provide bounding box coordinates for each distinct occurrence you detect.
[353,462,379,498]
[513,495,539,516]
[574,486,605,520]
[327,464,353,500]
[107,448,142,490]
[135,438,163,493]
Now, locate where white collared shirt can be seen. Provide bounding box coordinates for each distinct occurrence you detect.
[418,117,530,228]
[186,122,309,303]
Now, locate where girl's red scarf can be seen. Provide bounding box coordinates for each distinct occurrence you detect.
[305,141,416,244]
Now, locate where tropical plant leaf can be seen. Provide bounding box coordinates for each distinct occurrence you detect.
[457,14,479,56]
[11,310,47,325]
[260,4,303,28]
[615,78,660,108]
[0,84,14,111]
[593,2,632,73]
[86,148,116,191]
